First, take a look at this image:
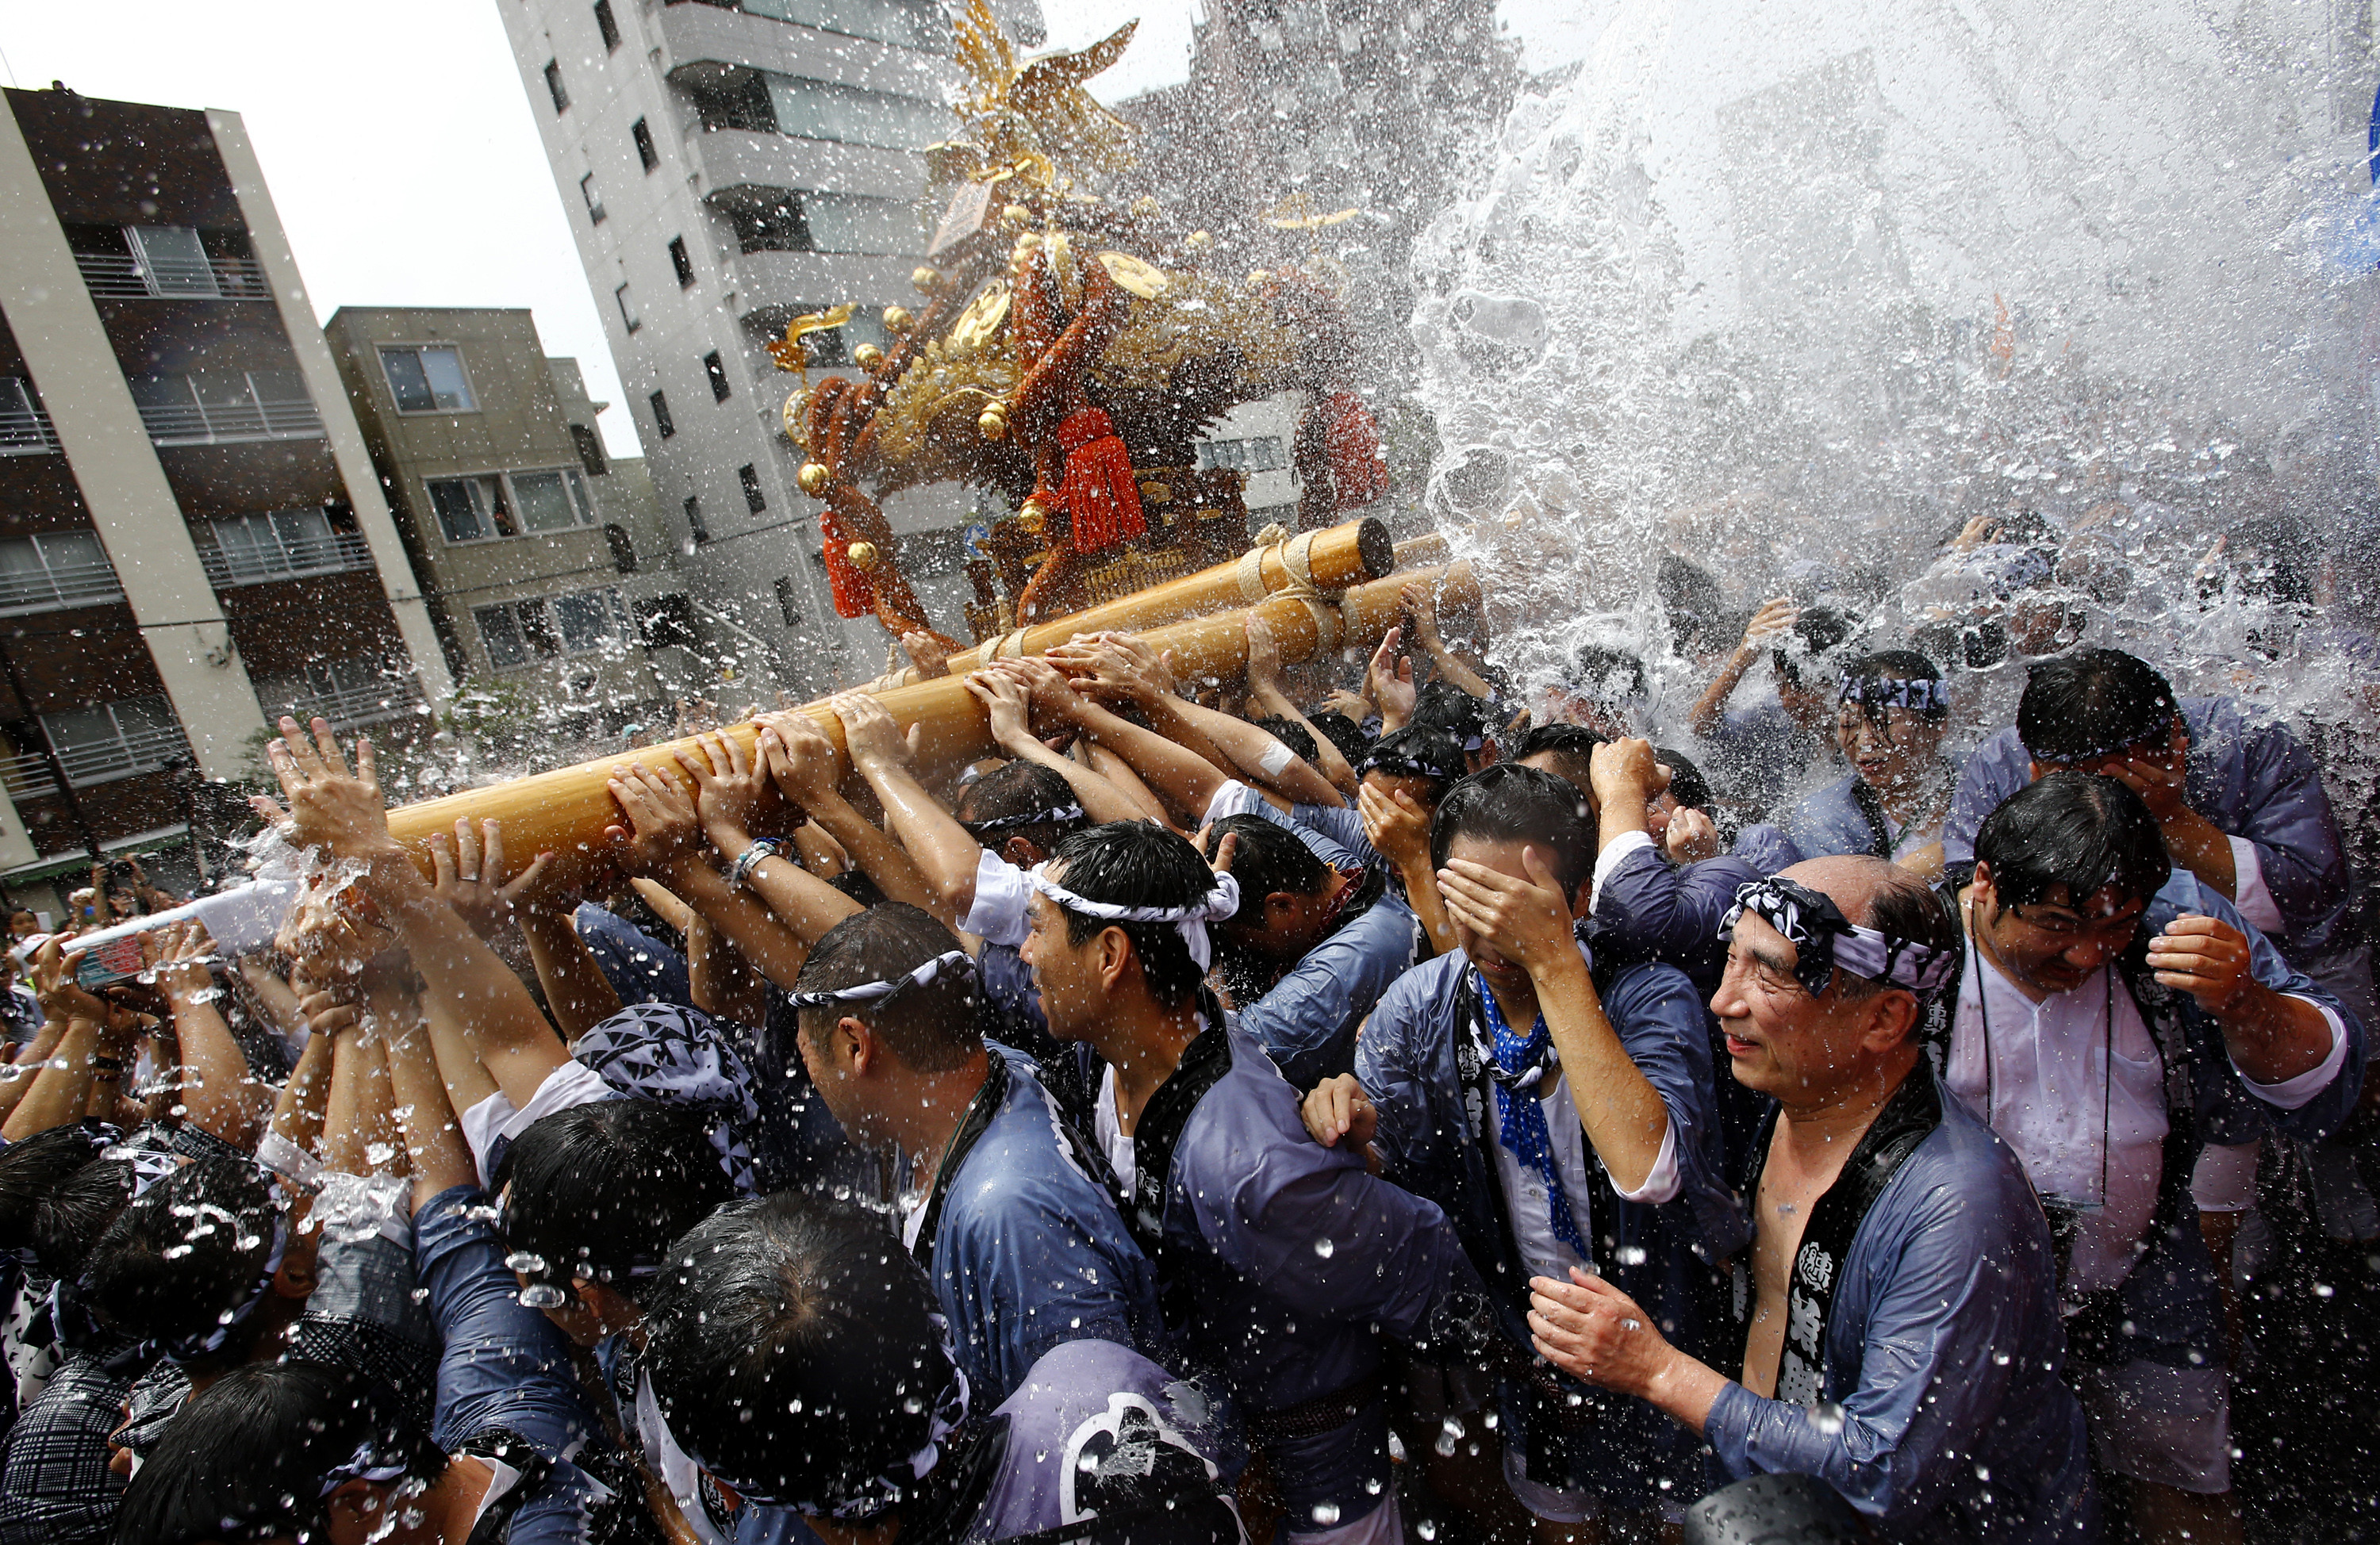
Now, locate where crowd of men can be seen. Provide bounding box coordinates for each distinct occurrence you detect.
[0,508,2367,1545]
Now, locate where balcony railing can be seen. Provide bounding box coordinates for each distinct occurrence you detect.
[73,251,273,301]
[201,531,374,588]
[0,558,125,615]
[136,393,323,447]
[0,401,57,456]
[278,679,422,731]
[0,722,191,797]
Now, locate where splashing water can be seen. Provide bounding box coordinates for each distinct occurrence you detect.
[1413,0,2380,733]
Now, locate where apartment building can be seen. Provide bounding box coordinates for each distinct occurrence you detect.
[325,306,682,738]
[495,0,1040,692]
[0,86,444,899]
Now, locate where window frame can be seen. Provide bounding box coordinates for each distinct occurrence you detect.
[594,0,622,50]
[473,586,631,672]
[543,59,570,114]
[774,575,801,627]
[423,468,597,546]
[377,343,479,416]
[684,494,709,546]
[704,351,731,403]
[739,462,767,514]
[580,172,606,225]
[650,389,675,439]
[615,282,640,334]
[669,236,696,289]
[633,117,659,171]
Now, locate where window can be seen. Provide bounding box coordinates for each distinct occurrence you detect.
[570,424,608,477]
[604,524,637,573]
[474,588,630,669]
[615,282,640,334]
[649,389,674,439]
[0,531,121,612]
[774,576,800,627]
[633,117,658,171]
[740,0,948,51]
[379,346,476,413]
[594,0,621,50]
[704,351,731,402]
[759,74,952,151]
[580,172,605,225]
[543,59,570,113]
[127,370,321,446]
[669,236,696,288]
[684,494,709,545]
[1196,435,1288,474]
[0,378,57,454]
[254,656,413,730]
[723,192,811,255]
[512,470,583,534]
[739,463,766,513]
[38,696,186,788]
[686,74,779,135]
[799,191,917,255]
[125,226,217,296]
[205,508,354,584]
[426,476,516,543]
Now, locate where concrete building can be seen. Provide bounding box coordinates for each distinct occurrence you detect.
[494,0,1040,693]
[324,305,681,740]
[0,85,444,902]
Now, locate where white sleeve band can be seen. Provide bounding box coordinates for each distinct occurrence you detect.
[1200,779,1268,828]
[2191,1141,2261,1214]
[461,1060,615,1188]
[1589,829,1655,916]
[2236,999,2349,1111]
[2226,836,2285,934]
[1607,1118,1680,1206]
[960,849,1034,949]
[254,1129,322,1187]
[1257,738,1296,776]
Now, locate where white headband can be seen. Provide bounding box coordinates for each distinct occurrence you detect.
[1027,866,1242,971]
[785,950,975,1010]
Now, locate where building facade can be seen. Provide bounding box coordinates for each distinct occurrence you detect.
[494,0,1041,694]
[0,86,444,901]
[325,305,681,741]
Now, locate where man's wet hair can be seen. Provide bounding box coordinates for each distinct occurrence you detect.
[2016,648,2178,763]
[496,1098,737,1303]
[33,1153,140,1282]
[1305,711,1372,768]
[1361,724,1470,796]
[1973,770,2173,915]
[1831,864,1965,1008]
[1564,644,1645,706]
[1653,746,1710,811]
[79,1153,279,1354]
[1772,605,1859,688]
[113,1359,446,1545]
[791,903,983,1073]
[1512,723,1606,794]
[1201,815,1330,910]
[1657,556,1727,653]
[1047,821,1215,1009]
[1250,715,1319,768]
[1411,681,1494,747]
[0,1121,112,1264]
[642,1193,952,1516]
[1430,762,1597,901]
[956,761,1084,856]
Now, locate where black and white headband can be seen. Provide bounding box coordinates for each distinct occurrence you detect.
[785,950,976,1011]
[962,803,1084,835]
[1722,876,1959,1000]
[1027,867,1241,971]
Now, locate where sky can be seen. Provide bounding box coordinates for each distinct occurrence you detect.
[1,0,1598,461]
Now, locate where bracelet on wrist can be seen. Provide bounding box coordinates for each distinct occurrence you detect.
[727,839,785,890]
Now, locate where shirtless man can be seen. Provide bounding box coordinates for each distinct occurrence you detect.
[1526,857,2095,1543]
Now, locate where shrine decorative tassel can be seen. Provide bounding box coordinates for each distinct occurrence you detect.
[818,509,873,619]
[1055,406,1146,554]
[1321,391,1389,509]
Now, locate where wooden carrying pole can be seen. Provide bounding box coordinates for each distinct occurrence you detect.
[383,560,1477,888]
[871,516,1397,688]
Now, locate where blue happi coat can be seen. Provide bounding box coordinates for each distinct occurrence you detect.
[1355,940,1749,1507]
[1707,1075,2095,1543]
[1233,884,1420,1091]
[916,1047,1163,1406]
[1944,696,2357,983]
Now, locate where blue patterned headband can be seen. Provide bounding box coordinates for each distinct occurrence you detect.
[1839,675,1949,715]
[785,950,976,1011]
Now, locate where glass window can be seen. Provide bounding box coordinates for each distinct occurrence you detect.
[740,463,766,513]
[544,59,570,113]
[743,0,946,52]
[775,575,800,627]
[762,75,952,151]
[704,351,731,402]
[595,0,621,49]
[633,117,659,171]
[616,282,640,333]
[428,477,510,542]
[605,524,637,573]
[381,347,474,412]
[570,424,608,477]
[566,468,595,520]
[512,470,578,534]
[684,495,708,544]
[125,226,217,297]
[798,191,918,255]
[650,389,674,438]
[475,604,528,668]
[553,591,614,651]
[670,236,696,288]
[581,172,605,224]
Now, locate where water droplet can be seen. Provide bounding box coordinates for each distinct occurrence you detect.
[517,1282,567,1309]
[1810,1401,1848,1436]
[1310,1503,1342,1527]
[1418,1522,1438,1540]
[1313,1236,1335,1258]
[505,1251,548,1275]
